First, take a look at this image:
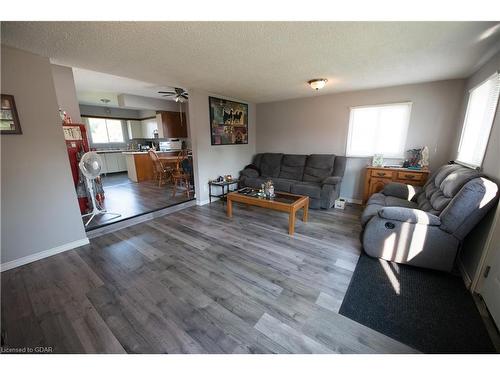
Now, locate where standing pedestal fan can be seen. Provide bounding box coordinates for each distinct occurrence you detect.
[79,152,121,226]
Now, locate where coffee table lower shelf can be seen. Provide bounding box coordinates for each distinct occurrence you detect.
[226,191,309,235]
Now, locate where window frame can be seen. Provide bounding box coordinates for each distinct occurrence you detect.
[455,71,500,170]
[84,116,126,144]
[345,101,412,158]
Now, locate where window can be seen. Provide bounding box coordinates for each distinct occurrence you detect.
[346,102,412,158]
[87,117,124,144]
[456,72,500,168]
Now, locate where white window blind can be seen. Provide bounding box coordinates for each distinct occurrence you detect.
[457,72,500,168]
[87,117,124,144]
[346,102,412,158]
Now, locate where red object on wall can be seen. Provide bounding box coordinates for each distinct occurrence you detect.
[63,124,90,213]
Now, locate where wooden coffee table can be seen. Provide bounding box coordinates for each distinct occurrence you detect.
[226,191,309,235]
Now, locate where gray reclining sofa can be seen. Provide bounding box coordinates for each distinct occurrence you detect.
[239,153,346,209]
[361,163,499,272]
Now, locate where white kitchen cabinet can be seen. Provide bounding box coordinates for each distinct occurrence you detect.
[127,120,143,139]
[99,155,108,175]
[104,153,120,173]
[117,153,127,171]
[142,117,160,139]
[99,152,127,174]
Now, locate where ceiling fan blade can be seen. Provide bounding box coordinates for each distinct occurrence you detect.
[158,91,176,94]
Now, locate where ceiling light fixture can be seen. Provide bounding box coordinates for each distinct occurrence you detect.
[308,79,328,91]
[100,98,111,114]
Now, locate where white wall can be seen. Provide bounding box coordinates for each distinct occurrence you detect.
[1,45,88,268]
[188,89,256,204]
[257,79,465,201]
[452,50,500,285]
[51,64,82,123]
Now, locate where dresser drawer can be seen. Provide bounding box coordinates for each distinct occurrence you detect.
[371,170,393,178]
[397,171,423,181]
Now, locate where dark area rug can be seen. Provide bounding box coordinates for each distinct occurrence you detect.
[339,253,496,353]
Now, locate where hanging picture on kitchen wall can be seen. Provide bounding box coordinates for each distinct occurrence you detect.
[1,94,22,134]
[209,96,248,145]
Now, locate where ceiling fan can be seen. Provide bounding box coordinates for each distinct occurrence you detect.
[158,87,189,102]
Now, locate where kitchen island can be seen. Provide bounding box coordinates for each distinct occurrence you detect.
[122,151,179,182]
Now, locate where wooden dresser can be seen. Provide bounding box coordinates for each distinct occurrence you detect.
[362,166,430,204]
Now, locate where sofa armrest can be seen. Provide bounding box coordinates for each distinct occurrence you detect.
[382,182,421,201]
[240,168,259,178]
[378,207,441,226]
[322,176,342,186]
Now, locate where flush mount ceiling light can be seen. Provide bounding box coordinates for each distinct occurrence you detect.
[308,79,328,91]
[100,98,111,114]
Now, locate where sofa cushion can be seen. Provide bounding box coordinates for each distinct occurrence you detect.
[279,154,307,180]
[260,153,283,178]
[242,176,267,189]
[362,193,418,226]
[291,182,321,199]
[303,154,335,183]
[272,178,297,193]
[241,168,259,178]
[440,168,481,198]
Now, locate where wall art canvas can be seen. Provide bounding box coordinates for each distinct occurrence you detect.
[209,96,248,145]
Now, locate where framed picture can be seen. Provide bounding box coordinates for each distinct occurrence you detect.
[1,94,22,134]
[209,96,248,145]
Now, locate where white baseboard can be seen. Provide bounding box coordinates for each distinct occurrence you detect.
[1,238,90,272]
[342,197,363,205]
[458,257,473,290]
[87,200,196,239]
[197,197,220,206]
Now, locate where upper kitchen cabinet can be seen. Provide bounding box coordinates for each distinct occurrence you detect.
[127,120,143,139]
[158,111,188,138]
[141,117,159,138]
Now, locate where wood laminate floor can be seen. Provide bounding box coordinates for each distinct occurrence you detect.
[1,202,417,353]
[86,173,193,230]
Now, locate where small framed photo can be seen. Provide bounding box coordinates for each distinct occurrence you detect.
[1,94,22,135]
[372,154,384,167]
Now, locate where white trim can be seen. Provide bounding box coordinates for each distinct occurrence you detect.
[0,238,90,272]
[456,72,500,169]
[346,102,412,158]
[197,197,220,206]
[458,257,473,290]
[343,197,363,205]
[87,200,196,239]
[471,201,500,292]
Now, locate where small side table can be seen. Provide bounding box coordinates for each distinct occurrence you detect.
[209,179,240,204]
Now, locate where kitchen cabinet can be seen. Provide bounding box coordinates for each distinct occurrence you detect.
[127,120,143,139]
[142,118,159,139]
[158,111,187,138]
[98,152,127,174]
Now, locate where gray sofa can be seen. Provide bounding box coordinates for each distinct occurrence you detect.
[361,163,499,272]
[239,153,346,209]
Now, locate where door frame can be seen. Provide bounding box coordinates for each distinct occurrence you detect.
[471,200,500,292]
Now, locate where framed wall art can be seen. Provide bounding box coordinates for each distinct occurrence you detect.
[209,96,248,145]
[1,94,22,134]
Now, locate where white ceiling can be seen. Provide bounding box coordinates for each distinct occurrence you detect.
[72,68,177,107]
[2,22,500,103]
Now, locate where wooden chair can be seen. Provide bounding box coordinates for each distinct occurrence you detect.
[148,149,172,187]
[172,150,192,198]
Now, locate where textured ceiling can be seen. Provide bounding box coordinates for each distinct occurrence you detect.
[2,22,500,103]
[72,67,176,107]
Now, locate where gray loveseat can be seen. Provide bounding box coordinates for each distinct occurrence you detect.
[239,153,346,209]
[361,163,499,272]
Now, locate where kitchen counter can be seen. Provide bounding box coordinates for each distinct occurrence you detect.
[122,150,181,155]
[96,149,127,154]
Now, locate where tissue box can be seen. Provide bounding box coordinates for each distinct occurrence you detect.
[334,198,346,210]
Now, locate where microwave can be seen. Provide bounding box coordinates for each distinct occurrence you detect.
[159,139,182,151]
